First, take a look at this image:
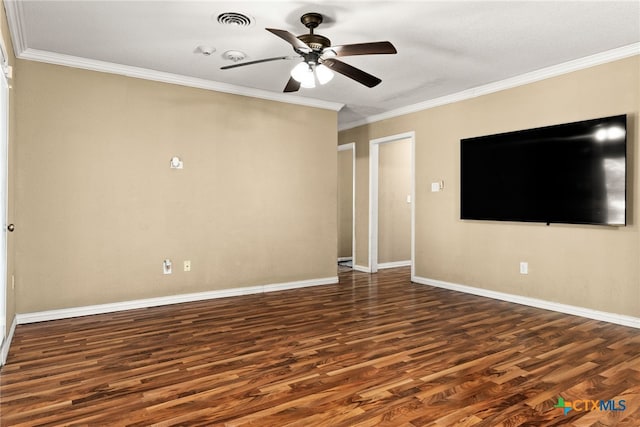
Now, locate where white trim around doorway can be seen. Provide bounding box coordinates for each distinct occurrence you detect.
[369,132,415,275]
[338,143,356,269]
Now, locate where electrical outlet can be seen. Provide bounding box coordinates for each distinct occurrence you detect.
[184,260,191,272]
[520,262,528,275]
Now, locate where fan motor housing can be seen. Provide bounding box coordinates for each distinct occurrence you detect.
[297,34,331,50]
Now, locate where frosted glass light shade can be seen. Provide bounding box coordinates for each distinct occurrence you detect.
[316,64,334,85]
[291,62,316,88]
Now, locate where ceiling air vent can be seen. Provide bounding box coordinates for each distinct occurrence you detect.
[223,50,247,62]
[216,12,253,27]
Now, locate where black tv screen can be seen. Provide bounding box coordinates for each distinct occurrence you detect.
[460,115,627,226]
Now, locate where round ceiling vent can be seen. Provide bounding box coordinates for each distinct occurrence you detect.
[223,50,247,62]
[216,12,253,27]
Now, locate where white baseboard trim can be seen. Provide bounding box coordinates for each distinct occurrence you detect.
[1,315,18,366]
[16,276,339,325]
[262,277,338,293]
[378,260,412,269]
[338,257,353,262]
[353,264,371,273]
[412,275,640,329]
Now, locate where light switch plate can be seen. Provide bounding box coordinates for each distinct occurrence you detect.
[431,182,440,192]
[163,259,172,275]
[520,262,528,275]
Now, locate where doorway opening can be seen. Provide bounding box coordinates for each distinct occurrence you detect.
[369,132,415,275]
[337,143,355,271]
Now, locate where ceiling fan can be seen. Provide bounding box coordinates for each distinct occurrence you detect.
[221,12,397,92]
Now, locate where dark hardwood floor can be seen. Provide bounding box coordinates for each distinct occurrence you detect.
[1,267,639,426]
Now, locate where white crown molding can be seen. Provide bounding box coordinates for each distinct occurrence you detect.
[0,38,9,78]
[6,0,637,131]
[13,47,344,112]
[339,42,640,131]
[20,48,344,111]
[3,0,27,56]
[0,315,17,366]
[16,276,338,325]
[4,1,343,111]
[412,275,640,329]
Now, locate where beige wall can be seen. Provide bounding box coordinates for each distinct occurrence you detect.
[339,56,640,317]
[13,60,338,313]
[378,138,411,263]
[337,147,353,259]
[1,2,16,335]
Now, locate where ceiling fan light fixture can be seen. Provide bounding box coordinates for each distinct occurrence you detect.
[223,12,397,92]
[316,64,334,85]
[322,48,337,58]
[291,62,316,88]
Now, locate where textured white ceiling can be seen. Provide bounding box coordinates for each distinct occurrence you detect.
[5,1,640,128]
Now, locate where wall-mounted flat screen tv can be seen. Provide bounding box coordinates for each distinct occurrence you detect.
[460,115,627,226]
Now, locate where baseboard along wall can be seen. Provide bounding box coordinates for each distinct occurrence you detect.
[5,272,638,366]
[0,315,18,366]
[412,275,640,329]
[378,260,412,269]
[353,265,371,273]
[15,276,339,325]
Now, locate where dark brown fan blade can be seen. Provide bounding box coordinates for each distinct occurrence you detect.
[266,28,310,51]
[329,41,397,57]
[221,56,291,70]
[321,58,382,88]
[283,77,301,93]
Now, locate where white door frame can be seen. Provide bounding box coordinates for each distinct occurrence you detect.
[0,50,9,358]
[337,143,355,265]
[369,132,415,275]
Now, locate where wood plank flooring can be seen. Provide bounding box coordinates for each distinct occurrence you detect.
[1,267,639,426]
